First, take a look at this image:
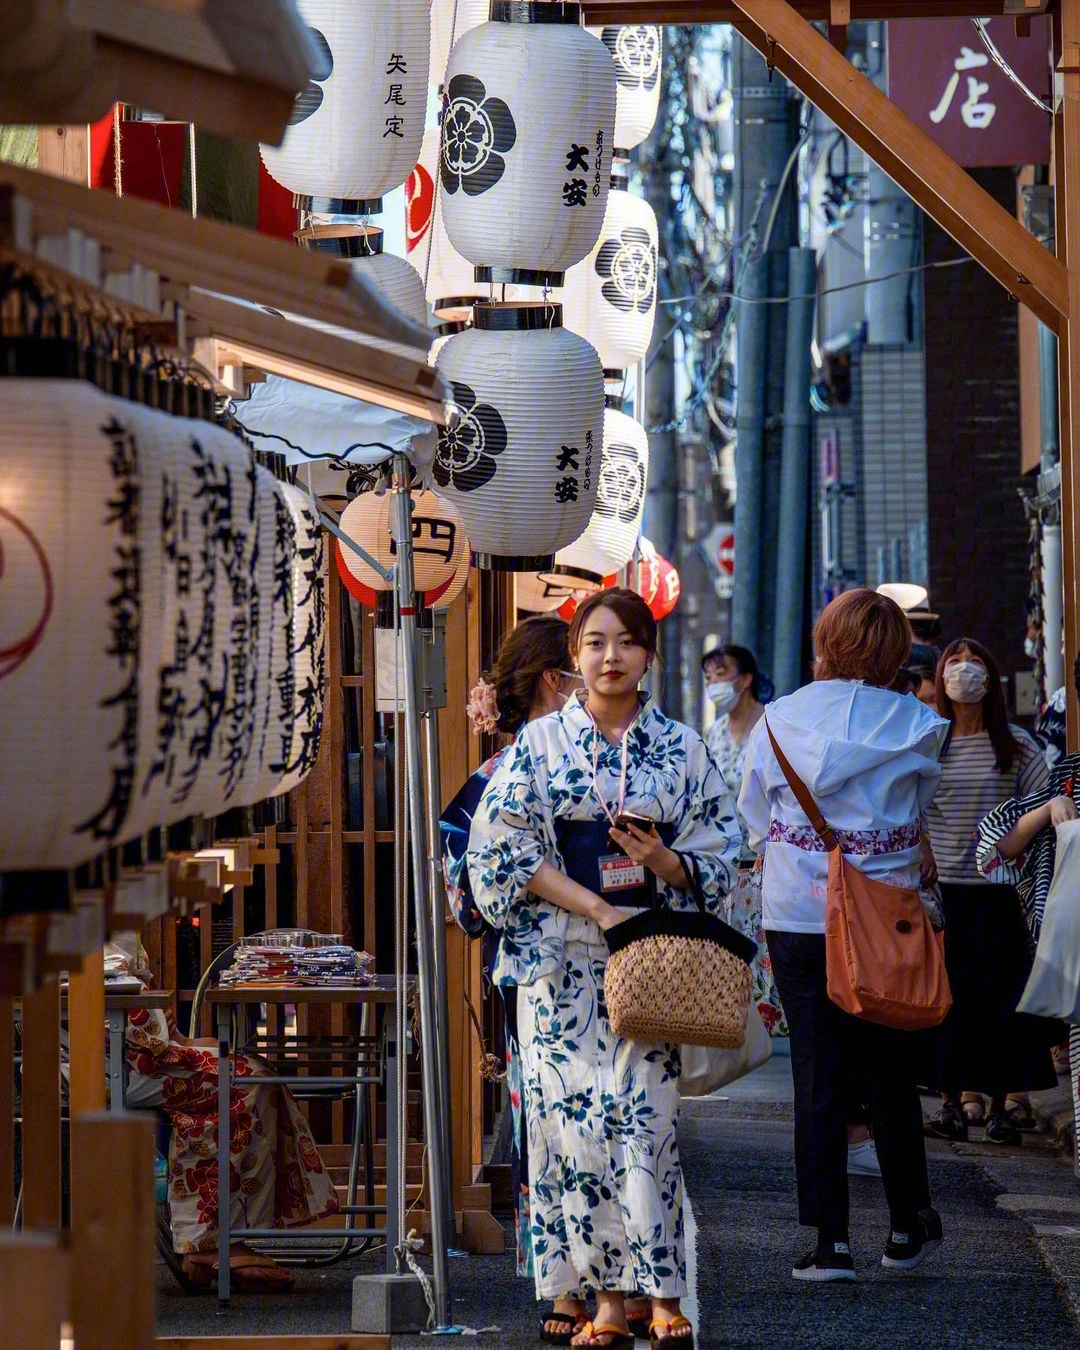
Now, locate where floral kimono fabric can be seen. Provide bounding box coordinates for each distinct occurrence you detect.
[125,1007,339,1253]
[520,916,686,1301]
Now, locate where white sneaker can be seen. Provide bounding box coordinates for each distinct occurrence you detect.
[847,1139,881,1177]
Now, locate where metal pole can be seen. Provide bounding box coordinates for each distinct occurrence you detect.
[772,247,816,695]
[389,452,452,1327]
[421,665,458,1260]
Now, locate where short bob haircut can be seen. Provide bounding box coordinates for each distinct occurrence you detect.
[813,588,911,688]
[568,587,658,659]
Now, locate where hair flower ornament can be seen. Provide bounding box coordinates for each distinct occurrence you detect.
[466,677,500,735]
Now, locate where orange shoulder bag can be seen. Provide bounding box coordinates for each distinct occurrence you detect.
[765,718,951,1031]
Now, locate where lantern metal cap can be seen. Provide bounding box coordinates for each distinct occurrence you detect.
[293,195,384,217]
[374,592,436,628]
[604,393,627,411]
[488,1,582,25]
[610,174,629,192]
[602,367,627,381]
[541,564,606,587]
[433,295,485,322]
[473,551,556,571]
[474,265,566,289]
[472,300,563,331]
[297,225,385,259]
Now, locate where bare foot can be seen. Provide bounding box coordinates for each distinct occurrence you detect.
[651,1299,693,1340]
[543,1294,587,1341]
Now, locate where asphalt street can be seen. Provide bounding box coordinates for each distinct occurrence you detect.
[154,1050,1080,1349]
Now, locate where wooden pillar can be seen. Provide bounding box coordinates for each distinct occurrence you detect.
[70,1113,155,1350]
[1060,0,1080,750]
[20,982,62,1228]
[0,1233,69,1350]
[0,996,13,1226]
[67,947,106,1114]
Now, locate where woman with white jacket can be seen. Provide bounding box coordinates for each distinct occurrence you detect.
[738,589,949,1283]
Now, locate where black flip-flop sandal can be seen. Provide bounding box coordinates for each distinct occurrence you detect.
[627,1311,652,1341]
[541,1311,589,1345]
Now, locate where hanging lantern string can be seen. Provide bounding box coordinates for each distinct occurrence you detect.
[189,122,198,219]
[112,104,124,198]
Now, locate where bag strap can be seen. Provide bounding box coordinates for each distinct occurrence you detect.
[764,715,840,854]
[671,848,708,915]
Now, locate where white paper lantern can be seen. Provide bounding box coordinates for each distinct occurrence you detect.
[299,225,429,329]
[434,300,603,569]
[260,0,430,205]
[0,381,149,868]
[590,26,662,152]
[440,4,615,286]
[560,178,658,372]
[546,402,649,585]
[515,571,578,613]
[339,489,469,595]
[275,484,328,796]
[408,127,490,322]
[430,0,489,94]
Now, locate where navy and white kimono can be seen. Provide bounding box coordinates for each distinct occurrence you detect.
[467,692,740,1301]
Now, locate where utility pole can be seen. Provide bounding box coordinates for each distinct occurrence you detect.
[731,39,799,659]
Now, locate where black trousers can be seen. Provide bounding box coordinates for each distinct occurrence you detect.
[767,930,931,1245]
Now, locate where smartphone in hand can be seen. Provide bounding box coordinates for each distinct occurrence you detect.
[613,811,656,835]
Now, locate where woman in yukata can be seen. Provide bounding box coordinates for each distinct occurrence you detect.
[467,588,741,1350]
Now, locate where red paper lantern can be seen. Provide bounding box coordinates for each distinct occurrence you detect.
[649,555,681,620]
[556,573,617,620]
[634,551,661,608]
[334,538,458,609]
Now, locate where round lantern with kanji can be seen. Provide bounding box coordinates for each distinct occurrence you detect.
[260,0,430,207]
[338,489,469,603]
[433,300,604,570]
[650,554,681,620]
[439,2,616,288]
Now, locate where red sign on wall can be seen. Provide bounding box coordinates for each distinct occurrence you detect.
[887,18,1051,167]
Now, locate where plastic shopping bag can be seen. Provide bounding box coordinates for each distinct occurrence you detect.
[678,1004,772,1097]
[1019,817,1080,1021]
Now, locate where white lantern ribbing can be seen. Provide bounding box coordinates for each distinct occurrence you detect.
[590,26,662,153]
[560,177,658,372]
[440,4,615,287]
[260,0,430,208]
[0,381,149,868]
[546,402,649,584]
[339,489,469,596]
[299,226,429,330]
[408,128,492,323]
[434,301,603,569]
[430,0,489,95]
[275,484,328,797]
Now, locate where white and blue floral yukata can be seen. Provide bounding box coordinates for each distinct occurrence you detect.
[467,692,741,1301]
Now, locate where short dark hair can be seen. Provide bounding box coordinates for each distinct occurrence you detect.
[703,643,772,703]
[568,588,657,659]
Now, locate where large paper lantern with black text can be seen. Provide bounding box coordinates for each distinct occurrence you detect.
[591,26,662,152]
[548,403,649,585]
[434,302,604,570]
[260,0,429,206]
[0,381,154,868]
[439,3,615,286]
[275,484,328,797]
[560,178,657,372]
[515,571,578,614]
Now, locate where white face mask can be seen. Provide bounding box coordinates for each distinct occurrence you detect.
[1024,636,1038,659]
[706,680,741,713]
[943,661,989,704]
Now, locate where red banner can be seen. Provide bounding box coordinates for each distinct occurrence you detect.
[887,18,1051,167]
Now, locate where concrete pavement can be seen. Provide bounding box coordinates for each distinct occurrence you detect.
[154,1048,1080,1348]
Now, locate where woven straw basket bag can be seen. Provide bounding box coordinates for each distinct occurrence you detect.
[603,855,757,1048]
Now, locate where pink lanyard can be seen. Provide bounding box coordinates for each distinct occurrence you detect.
[587,712,634,827]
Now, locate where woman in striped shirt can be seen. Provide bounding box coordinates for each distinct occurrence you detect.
[922,638,1056,1146]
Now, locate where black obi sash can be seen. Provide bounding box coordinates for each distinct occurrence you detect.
[554,816,679,909]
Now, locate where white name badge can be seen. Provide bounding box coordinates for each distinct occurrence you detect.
[599,853,646,893]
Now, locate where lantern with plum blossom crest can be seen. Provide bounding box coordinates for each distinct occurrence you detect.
[439,3,615,288]
[434,300,604,570]
[590,26,662,153]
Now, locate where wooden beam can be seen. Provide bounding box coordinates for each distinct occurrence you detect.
[20,982,62,1228]
[725,0,1068,334]
[181,289,448,425]
[581,1,1044,19]
[0,163,434,353]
